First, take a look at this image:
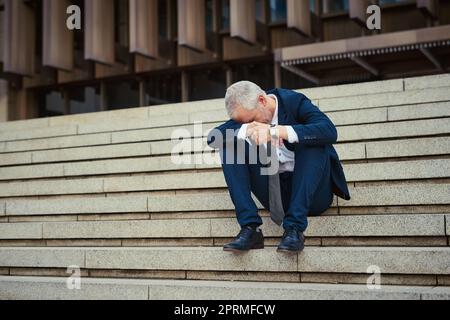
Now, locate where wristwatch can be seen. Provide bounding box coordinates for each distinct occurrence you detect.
[269,124,278,140]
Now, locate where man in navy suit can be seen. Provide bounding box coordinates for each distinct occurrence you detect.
[207,81,350,253]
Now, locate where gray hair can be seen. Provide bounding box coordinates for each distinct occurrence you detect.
[224,81,265,118]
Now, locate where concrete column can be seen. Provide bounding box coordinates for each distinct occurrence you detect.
[14,89,29,120]
[274,62,282,88]
[226,67,233,87]
[139,80,146,106]
[0,80,8,122]
[322,0,331,13]
[100,81,108,111]
[181,71,189,102]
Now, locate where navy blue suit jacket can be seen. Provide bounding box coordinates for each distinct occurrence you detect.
[207,88,351,201]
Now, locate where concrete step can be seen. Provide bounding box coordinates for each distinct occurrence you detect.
[143,183,449,212]
[0,142,152,166]
[1,119,449,167]
[0,108,147,133]
[364,136,449,159]
[337,118,450,142]
[403,73,450,91]
[0,76,413,132]
[317,87,450,112]
[1,74,446,135]
[0,115,185,143]
[300,78,405,100]
[67,117,450,150]
[0,86,449,143]
[1,276,449,300]
[0,74,448,301]
[0,135,448,182]
[387,101,450,122]
[339,183,450,207]
[168,100,450,127]
[0,159,447,197]
[0,74,448,300]
[0,183,448,217]
[0,125,79,143]
[0,132,112,154]
[0,214,446,240]
[2,99,449,155]
[188,100,450,125]
[0,73,447,136]
[1,195,149,216]
[0,247,448,276]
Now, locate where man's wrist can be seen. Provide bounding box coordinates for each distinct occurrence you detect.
[269,125,278,139]
[276,126,289,140]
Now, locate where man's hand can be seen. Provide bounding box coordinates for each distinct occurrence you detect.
[246,122,271,145]
[246,122,290,146]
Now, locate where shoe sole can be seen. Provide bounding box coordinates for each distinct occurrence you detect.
[276,246,304,254]
[223,245,264,252]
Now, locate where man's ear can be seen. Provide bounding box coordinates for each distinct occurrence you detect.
[258,95,266,107]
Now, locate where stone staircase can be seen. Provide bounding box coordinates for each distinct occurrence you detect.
[0,74,449,300]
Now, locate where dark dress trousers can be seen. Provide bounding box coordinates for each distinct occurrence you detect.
[207,88,351,232]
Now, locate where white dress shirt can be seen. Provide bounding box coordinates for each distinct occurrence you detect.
[237,94,299,173]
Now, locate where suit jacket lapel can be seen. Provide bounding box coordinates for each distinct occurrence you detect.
[266,88,288,125]
[268,89,295,151]
[275,90,288,125]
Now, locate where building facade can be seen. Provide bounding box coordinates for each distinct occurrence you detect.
[0,0,449,122]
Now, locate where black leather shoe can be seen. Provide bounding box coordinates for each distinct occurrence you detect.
[223,226,264,252]
[277,228,305,253]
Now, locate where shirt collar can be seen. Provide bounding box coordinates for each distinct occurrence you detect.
[268,94,278,125]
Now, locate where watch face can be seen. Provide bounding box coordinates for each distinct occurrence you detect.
[270,128,277,137]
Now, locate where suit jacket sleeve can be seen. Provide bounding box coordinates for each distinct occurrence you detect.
[207,119,243,149]
[290,97,338,146]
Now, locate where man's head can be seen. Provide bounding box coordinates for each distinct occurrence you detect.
[225,81,274,124]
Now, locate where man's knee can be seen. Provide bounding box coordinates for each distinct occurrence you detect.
[309,200,332,217]
[309,177,334,216]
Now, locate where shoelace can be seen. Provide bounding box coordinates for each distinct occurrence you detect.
[236,227,254,240]
[284,229,299,238]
